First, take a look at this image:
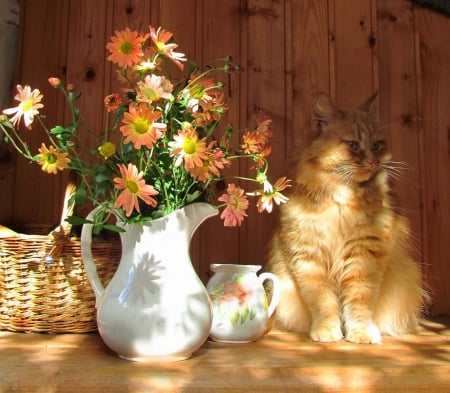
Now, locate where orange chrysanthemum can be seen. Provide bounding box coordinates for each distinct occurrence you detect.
[120,103,167,149]
[106,28,148,68]
[192,94,227,126]
[169,126,209,170]
[254,177,291,213]
[104,93,122,112]
[189,144,229,182]
[37,143,71,174]
[113,163,159,217]
[136,74,173,103]
[241,117,273,155]
[218,183,249,227]
[149,26,186,70]
[3,84,44,129]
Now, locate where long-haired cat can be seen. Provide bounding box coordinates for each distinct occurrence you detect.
[267,94,425,344]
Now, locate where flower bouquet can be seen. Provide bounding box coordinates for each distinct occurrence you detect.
[0,25,290,232]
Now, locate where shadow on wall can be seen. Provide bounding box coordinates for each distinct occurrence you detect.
[412,0,450,16]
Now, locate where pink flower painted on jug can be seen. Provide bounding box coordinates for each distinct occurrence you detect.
[209,275,256,326]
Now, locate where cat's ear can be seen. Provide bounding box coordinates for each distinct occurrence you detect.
[361,91,378,115]
[311,94,337,132]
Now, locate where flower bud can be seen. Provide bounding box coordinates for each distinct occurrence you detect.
[180,121,192,131]
[48,77,62,88]
[98,141,116,159]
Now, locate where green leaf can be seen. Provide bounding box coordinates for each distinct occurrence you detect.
[235,275,244,284]
[66,215,93,226]
[74,186,87,205]
[95,172,111,183]
[92,223,103,235]
[49,125,65,135]
[186,190,203,203]
[240,306,249,324]
[229,310,240,326]
[102,224,125,233]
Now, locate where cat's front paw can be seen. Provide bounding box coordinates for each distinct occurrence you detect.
[310,322,343,342]
[345,323,381,344]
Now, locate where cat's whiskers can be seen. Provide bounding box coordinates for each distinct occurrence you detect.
[382,161,412,182]
[334,164,355,186]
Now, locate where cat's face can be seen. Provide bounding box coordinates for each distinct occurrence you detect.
[310,96,391,184]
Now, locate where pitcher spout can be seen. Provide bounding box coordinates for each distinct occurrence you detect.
[182,202,219,237]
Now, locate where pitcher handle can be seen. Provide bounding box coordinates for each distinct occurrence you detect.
[80,206,111,305]
[258,272,281,318]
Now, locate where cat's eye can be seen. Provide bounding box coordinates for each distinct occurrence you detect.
[345,141,360,152]
[372,140,385,152]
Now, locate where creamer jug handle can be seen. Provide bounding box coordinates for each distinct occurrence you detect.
[258,272,281,318]
[80,206,111,305]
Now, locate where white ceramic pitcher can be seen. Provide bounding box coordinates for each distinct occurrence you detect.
[81,202,217,361]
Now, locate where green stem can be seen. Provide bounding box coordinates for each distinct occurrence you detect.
[0,123,34,160]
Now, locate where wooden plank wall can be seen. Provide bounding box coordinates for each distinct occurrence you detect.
[0,0,448,315]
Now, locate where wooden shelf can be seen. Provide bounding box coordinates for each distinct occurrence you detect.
[1,318,449,392]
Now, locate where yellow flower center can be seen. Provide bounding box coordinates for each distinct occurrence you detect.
[46,153,57,164]
[125,179,139,194]
[134,118,150,135]
[183,139,196,154]
[156,42,165,53]
[190,85,205,100]
[21,99,34,112]
[142,87,158,101]
[120,41,134,55]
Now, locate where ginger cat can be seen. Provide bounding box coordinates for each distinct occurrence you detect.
[267,94,425,344]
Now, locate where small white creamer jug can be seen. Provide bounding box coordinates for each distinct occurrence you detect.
[207,264,280,343]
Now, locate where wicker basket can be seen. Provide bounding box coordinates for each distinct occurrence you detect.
[0,224,121,333]
[0,178,121,333]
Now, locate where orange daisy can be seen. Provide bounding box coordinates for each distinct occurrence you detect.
[254,115,273,144]
[113,163,159,217]
[241,116,273,155]
[168,126,208,170]
[37,143,71,174]
[3,84,44,129]
[136,74,173,103]
[192,94,227,126]
[120,103,167,149]
[104,93,122,112]
[218,183,249,227]
[255,177,291,213]
[189,144,228,182]
[106,28,148,68]
[149,26,186,70]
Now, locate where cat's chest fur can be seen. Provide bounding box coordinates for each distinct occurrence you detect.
[284,177,393,271]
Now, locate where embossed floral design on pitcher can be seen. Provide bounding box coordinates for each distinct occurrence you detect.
[81,202,217,361]
[207,264,280,343]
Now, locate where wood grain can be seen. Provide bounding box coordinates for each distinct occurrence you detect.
[0,318,449,392]
[377,0,423,278]
[243,0,287,266]
[10,0,69,224]
[2,0,449,314]
[415,5,450,314]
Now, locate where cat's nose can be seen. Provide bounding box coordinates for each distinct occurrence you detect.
[367,158,378,169]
